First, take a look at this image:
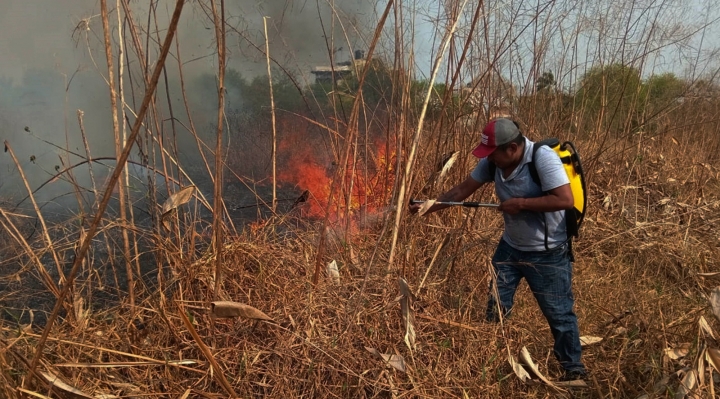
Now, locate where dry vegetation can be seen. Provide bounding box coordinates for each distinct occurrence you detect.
[2,0,720,398]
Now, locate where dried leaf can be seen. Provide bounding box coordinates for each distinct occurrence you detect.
[710,287,720,323]
[397,278,416,350]
[698,347,706,387]
[519,347,558,388]
[707,348,720,371]
[580,336,603,347]
[699,316,716,339]
[161,186,196,216]
[417,199,436,216]
[365,347,406,373]
[698,272,720,277]
[676,369,697,398]
[73,294,87,326]
[664,344,692,360]
[210,301,273,321]
[436,151,459,187]
[326,260,340,284]
[603,195,612,210]
[508,353,533,384]
[39,370,94,398]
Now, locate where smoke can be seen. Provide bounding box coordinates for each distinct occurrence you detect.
[0,0,376,209]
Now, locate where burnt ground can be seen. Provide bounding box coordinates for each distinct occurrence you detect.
[0,182,307,327]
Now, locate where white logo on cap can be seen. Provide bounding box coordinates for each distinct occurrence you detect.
[481,134,489,145]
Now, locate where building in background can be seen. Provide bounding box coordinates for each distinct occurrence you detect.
[311,50,366,84]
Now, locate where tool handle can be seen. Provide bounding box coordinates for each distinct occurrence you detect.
[410,199,498,208]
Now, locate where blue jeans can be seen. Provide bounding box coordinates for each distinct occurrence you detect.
[486,239,585,372]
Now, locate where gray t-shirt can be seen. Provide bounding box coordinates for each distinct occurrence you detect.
[470,137,570,251]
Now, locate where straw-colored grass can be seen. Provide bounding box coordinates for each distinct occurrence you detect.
[1,134,719,398]
[2,1,720,397]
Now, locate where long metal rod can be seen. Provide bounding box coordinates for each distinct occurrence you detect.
[410,199,499,208]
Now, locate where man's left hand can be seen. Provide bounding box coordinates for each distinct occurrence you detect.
[498,198,525,215]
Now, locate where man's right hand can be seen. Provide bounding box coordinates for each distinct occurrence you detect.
[408,202,422,214]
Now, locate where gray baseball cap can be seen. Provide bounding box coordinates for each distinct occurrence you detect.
[472,118,521,158]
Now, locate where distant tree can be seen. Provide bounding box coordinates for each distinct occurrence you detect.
[675,77,720,136]
[536,71,556,92]
[637,73,686,133]
[575,63,643,136]
[359,59,394,107]
[642,73,684,105]
[225,68,249,111]
[409,80,461,119]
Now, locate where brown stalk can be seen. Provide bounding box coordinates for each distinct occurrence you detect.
[264,16,278,213]
[120,0,148,85]
[209,0,227,301]
[101,0,135,316]
[117,0,143,298]
[178,308,238,397]
[23,0,186,388]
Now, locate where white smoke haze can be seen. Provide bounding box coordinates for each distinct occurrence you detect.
[0,0,376,208]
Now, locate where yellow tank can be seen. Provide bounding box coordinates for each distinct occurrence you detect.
[549,141,585,216]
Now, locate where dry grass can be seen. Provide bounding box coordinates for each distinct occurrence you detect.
[2,1,720,398]
[1,134,719,398]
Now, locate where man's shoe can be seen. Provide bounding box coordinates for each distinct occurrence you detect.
[561,369,588,381]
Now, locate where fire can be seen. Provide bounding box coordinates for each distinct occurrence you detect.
[278,133,396,227]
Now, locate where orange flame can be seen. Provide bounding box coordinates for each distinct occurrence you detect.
[278,135,396,227]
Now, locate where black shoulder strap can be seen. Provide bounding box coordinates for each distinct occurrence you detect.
[530,138,560,189]
[529,144,541,188]
[488,160,496,180]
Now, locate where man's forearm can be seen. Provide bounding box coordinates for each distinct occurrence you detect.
[515,194,572,212]
[437,185,468,202]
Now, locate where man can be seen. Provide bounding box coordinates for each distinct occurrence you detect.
[409,118,587,381]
